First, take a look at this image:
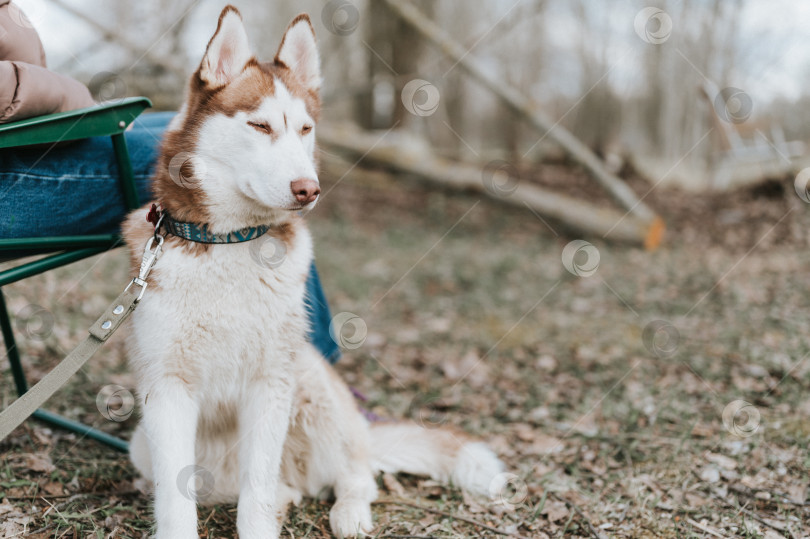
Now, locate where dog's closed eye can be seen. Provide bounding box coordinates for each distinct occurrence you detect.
[301,125,313,136]
[248,121,273,135]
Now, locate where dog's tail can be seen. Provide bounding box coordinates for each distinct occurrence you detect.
[368,422,504,496]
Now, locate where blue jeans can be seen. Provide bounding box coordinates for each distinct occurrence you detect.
[0,112,340,363]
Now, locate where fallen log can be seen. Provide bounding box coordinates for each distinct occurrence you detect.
[319,125,664,249]
[381,0,664,246]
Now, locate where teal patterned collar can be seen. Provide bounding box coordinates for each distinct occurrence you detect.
[147,204,271,244]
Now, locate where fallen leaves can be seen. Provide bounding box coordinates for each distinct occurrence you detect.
[539,499,569,523]
[22,452,55,474]
[3,169,810,537]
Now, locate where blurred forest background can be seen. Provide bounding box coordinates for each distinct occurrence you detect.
[22,0,810,191]
[4,1,810,537]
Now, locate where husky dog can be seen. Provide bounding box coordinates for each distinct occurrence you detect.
[123,6,504,538]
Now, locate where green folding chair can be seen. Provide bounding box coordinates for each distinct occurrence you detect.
[0,97,152,452]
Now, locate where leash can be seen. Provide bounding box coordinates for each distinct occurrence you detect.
[0,203,274,440]
[0,235,163,441]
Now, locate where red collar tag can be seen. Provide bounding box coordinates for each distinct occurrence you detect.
[146,204,161,228]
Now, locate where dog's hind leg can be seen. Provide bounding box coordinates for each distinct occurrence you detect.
[129,422,152,481]
[129,422,156,496]
[328,459,376,539]
[288,345,377,538]
[327,424,377,538]
[273,481,303,526]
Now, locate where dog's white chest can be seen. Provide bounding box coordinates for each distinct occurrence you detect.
[126,229,312,393]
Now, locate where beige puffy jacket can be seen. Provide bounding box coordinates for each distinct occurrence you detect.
[0,0,94,123]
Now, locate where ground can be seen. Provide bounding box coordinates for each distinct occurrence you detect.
[1,160,809,538]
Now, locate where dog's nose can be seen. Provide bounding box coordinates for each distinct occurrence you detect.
[290,178,321,206]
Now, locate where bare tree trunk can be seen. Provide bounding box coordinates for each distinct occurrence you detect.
[356,1,390,129]
[356,0,434,130]
[382,0,662,230]
[391,0,434,128]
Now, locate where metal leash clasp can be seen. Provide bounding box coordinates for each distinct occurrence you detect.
[125,235,164,302]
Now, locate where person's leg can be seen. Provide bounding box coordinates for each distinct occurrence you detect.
[305,262,341,364]
[0,111,173,238]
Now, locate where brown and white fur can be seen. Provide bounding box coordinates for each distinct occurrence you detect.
[123,7,504,539]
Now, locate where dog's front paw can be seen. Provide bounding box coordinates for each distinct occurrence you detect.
[330,498,373,538]
[237,512,281,539]
[153,528,199,539]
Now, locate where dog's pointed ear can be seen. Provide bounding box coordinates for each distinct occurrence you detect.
[275,14,320,92]
[200,6,253,87]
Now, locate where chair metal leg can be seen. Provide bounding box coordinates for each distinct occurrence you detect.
[0,247,111,287]
[32,409,129,452]
[111,133,141,211]
[0,288,27,396]
[1,287,129,452]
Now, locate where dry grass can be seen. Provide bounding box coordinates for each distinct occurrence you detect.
[1,163,809,538]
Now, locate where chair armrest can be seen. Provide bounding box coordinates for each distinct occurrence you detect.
[0,97,153,149]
